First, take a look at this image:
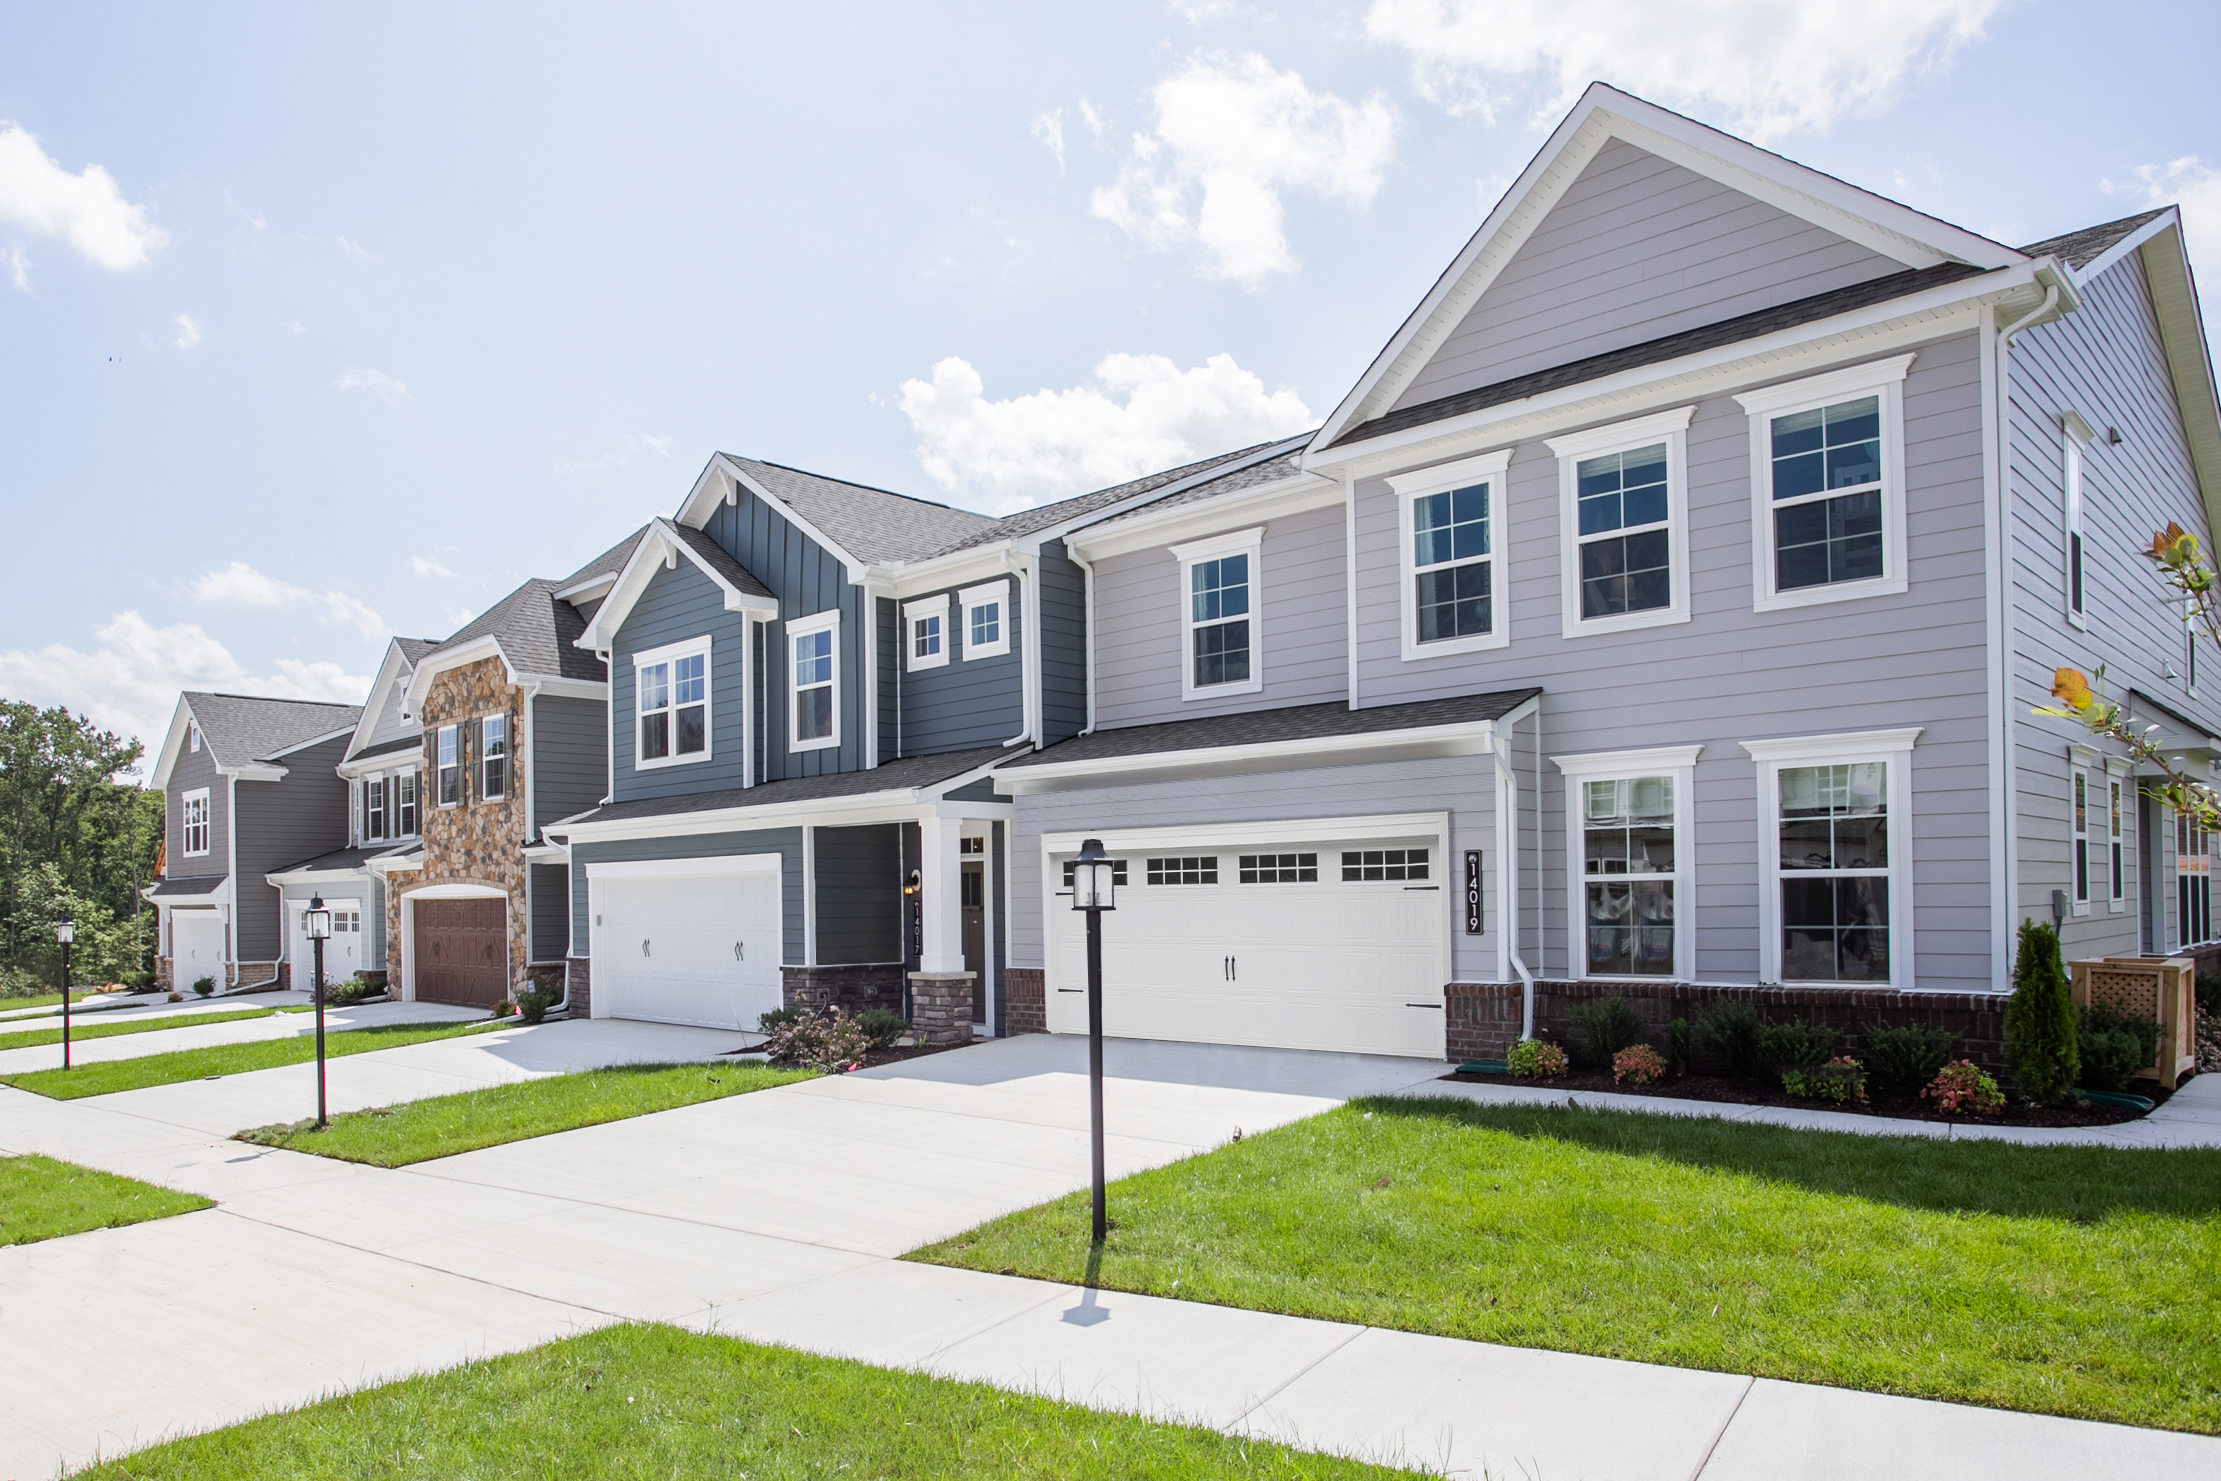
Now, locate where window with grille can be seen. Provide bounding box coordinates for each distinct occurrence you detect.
[181,789,210,856]
[395,771,418,836]
[481,714,509,801]
[1146,856,1217,885]
[1239,853,1317,883]
[2178,813,2212,947]
[365,778,386,841]
[1412,481,1494,644]
[437,726,462,806]
[638,645,709,766]
[1575,443,1672,619]
[1341,848,1428,882]
[790,616,839,749]
[1770,396,1883,591]
[1584,777,1676,977]
[2072,771,2091,907]
[1777,762,1889,982]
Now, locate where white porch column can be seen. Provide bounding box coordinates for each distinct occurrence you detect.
[917,814,966,973]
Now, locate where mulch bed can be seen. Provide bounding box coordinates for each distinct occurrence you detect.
[1438,1066,2187,1129]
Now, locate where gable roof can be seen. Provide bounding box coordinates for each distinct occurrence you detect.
[574,517,780,652]
[723,457,1000,567]
[344,634,445,764]
[437,577,608,683]
[553,524,652,600]
[1080,447,1318,532]
[152,690,363,789]
[934,439,1302,554]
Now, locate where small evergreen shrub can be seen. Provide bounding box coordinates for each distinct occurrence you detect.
[2003,919,2079,1104]
[1756,1019,1836,1068]
[765,1008,869,1072]
[2196,972,2220,1017]
[323,976,385,1008]
[192,975,216,997]
[1924,1060,2005,1116]
[758,1007,802,1034]
[1667,1017,1691,1075]
[1782,1056,1868,1103]
[1612,1044,1667,1086]
[1861,1022,1956,1089]
[1505,1038,1568,1079]
[2075,1004,2158,1091]
[517,987,556,1025]
[1694,1000,1765,1077]
[855,1007,908,1049]
[1566,995,1647,1067]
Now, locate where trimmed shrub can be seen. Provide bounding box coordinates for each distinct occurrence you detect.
[2076,1004,2158,1092]
[1505,1038,1568,1079]
[1782,1056,1868,1103]
[191,975,216,997]
[855,1007,908,1049]
[1861,1023,1956,1089]
[1693,1000,1765,1078]
[1756,1019,1836,1068]
[323,976,385,1008]
[1924,1060,2005,1116]
[1612,1044,1667,1086]
[2004,919,2079,1105]
[757,1007,802,1034]
[2196,973,2220,1018]
[517,987,556,1025]
[1566,995,1647,1067]
[765,1008,869,1072]
[1666,1017,1692,1076]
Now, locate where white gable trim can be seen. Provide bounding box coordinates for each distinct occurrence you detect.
[2123,217,2221,541]
[147,697,198,791]
[345,640,420,761]
[575,518,778,653]
[674,454,865,579]
[1308,83,2024,452]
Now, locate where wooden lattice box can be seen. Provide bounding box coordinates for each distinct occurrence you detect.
[2068,955,2199,1089]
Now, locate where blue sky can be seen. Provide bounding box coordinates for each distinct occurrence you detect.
[3,0,2217,755]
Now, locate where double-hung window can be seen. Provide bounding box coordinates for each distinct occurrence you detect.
[1172,528,1262,699]
[481,714,509,800]
[436,725,462,806]
[1553,746,1699,982]
[2179,812,2213,947]
[904,595,950,672]
[1548,407,1692,635]
[180,788,210,857]
[2070,749,2094,914]
[395,770,418,837]
[2107,762,2127,912]
[1744,728,1918,986]
[1736,355,1911,610]
[365,778,386,841]
[2061,411,2096,626]
[960,579,1011,659]
[635,639,710,768]
[788,610,840,751]
[1390,448,1511,659]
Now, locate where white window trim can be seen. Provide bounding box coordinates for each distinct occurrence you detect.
[903,594,952,672]
[959,578,1011,660]
[363,774,386,843]
[436,723,462,808]
[2061,410,2095,629]
[1547,406,1695,638]
[1734,355,1913,613]
[2069,742,2096,915]
[1389,447,1514,661]
[480,713,510,801]
[632,635,714,771]
[187,721,200,753]
[180,787,211,857]
[787,608,841,753]
[1742,726,1920,989]
[394,769,419,838]
[1553,744,1701,983]
[2106,754,2130,913]
[1172,526,1264,701]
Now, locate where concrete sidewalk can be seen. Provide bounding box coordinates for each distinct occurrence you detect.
[0,999,486,1075]
[2,1031,2214,1479]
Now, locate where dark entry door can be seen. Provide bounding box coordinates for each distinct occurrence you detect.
[416,898,508,1007]
[961,863,985,1022]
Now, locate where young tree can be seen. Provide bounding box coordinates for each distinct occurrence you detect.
[2003,918,2080,1105]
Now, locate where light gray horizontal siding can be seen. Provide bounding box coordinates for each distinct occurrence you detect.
[1395,137,1901,411]
[571,827,806,965]
[533,694,608,828]
[898,581,1024,755]
[609,559,749,803]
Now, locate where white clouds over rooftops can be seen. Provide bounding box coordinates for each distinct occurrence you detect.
[0,122,168,271]
[1090,52,1395,285]
[335,366,412,407]
[2108,157,2221,350]
[190,561,387,644]
[898,352,1312,511]
[1365,0,2000,141]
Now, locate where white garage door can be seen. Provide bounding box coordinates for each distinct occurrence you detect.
[590,858,783,1030]
[291,898,363,988]
[1046,831,1447,1058]
[172,911,227,989]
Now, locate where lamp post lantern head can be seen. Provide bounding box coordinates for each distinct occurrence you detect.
[54,917,73,946]
[305,895,333,941]
[1070,838,1119,912]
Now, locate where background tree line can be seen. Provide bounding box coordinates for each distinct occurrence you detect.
[0,700,164,994]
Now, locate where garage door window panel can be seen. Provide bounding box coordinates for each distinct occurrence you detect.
[1239,853,1317,883]
[1341,848,1427,882]
[1147,856,1218,885]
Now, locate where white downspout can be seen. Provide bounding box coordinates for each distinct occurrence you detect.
[1003,548,1037,748]
[1494,732,1536,1040]
[1066,542,1098,735]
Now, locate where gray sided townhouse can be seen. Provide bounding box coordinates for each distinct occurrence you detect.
[145,692,363,992]
[513,82,2219,1065]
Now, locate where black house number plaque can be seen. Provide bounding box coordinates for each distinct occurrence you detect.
[1464,850,1483,935]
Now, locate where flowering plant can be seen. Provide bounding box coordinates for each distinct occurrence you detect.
[1612,1043,1667,1086]
[1782,1055,1867,1103]
[765,1007,870,1073]
[1505,1038,1568,1079]
[1923,1059,2005,1116]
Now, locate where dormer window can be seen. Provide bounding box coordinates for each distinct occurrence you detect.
[635,639,711,769]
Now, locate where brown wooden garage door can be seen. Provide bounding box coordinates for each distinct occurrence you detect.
[415,898,508,1007]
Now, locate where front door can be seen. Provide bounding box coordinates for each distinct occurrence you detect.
[415,897,508,1007]
[961,862,985,1021]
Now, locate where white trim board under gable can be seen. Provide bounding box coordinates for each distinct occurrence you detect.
[674,455,865,580]
[1308,82,2024,453]
[575,518,778,654]
[344,640,426,764]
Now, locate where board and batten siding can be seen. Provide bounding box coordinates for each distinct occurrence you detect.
[165,733,230,883]
[1090,501,1348,728]
[813,822,903,964]
[876,597,900,763]
[607,559,750,803]
[897,581,1024,755]
[232,734,352,960]
[532,694,608,829]
[1351,330,1993,990]
[1038,540,1088,745]
[528,862,570,961]
[2004,247,2221,957]
[1393,137,1903,413]
[571,827,806,965]
[1008,755,1499,980]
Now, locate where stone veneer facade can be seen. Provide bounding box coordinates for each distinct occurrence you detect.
[384,656,532,1001]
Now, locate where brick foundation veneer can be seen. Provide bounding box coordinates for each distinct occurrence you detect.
[565,956,591,1018]
[1446,979,2013,1075]
[782,963,906,1017]
[1004,969,1046,1035]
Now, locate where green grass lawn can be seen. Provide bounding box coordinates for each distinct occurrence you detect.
[0,1154,212,1246]
[0,1004,305,1053]
[69,1322,1411,1480]
[912,1098,2221,1435]
[236,1061,818,1165]
[0,989,93,1014]
[0,1018,503,1100]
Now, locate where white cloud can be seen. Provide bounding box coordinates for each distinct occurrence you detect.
[0,122,168,271]
[1078,100,1106,142]
[2107,157,2221,329]
[898,351,1312,510]
[1090,52,1395,286]
[5,245,26,292]
[410,554,458,579]
[1033,109,1067,176]
[1364,0,2000,141]
[552,432,674,476]
[335,234,378,263]
[173,312,201,350]
[0,611,368,753]
[189,561,387,643]
[281,318,307,334]
[335,366,412,407]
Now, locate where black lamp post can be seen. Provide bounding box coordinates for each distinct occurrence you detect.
[1070,838,1120,1244]
[55,916,74,1070]
[304,895,332,1127]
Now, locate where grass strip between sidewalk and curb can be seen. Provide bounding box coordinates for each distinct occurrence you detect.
[236,1061,820,1165]
[0,1004,305,1053]
[0,990,94,1015]
[0,1153,212,1246]
[67,1323,1418,1480]
[910,1097,2221,1436]
[0,1018,504,1100]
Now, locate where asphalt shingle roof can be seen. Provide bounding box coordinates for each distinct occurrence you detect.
[548,745,1008,829]
[2021,209,2167,270]
[270,845,397,876]
[185,693,364,764]
[347,736,424,762]
[725,458,1000,567]
[1084,449,1314,531]
[933,440,1301,554]
[559,525,652,591]
[666,520,775,599]
[438,578,606,682]
[1001,689,1541,768]
[150,874,228,897]
[396,638,443,665]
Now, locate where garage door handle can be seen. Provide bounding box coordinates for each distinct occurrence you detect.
[642,938,651,958]
[733,941,744,961]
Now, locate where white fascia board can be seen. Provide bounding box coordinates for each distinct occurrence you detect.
[366,850,424,877]
[521,841,568,864]
[553,572,619,604]
[551,757,1009,844]
[1067,472,1341,562]
[345,643,414,760]
[2129,221,2221,539]
[1307,271,2034,479]
[576,519,775,651]
[881,546,1014,600]
[263,864,373,887]
[261,725,361,763]
[997,713,1530,795]
[147,697,196,791]
[2071,207,2180,288]
[681,456,865,581]
[402,635,512,715]
[217,763,289,782]
[337,747,423,779]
